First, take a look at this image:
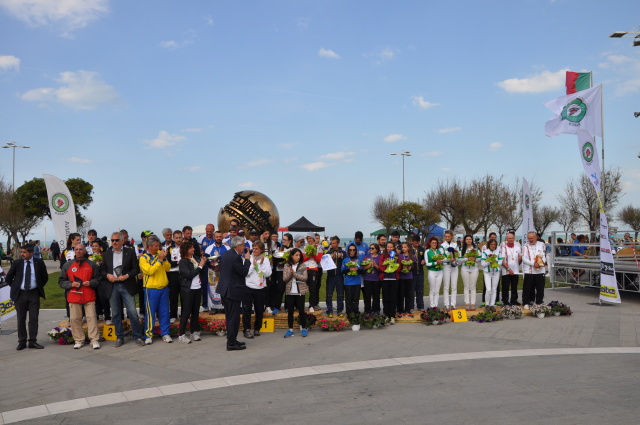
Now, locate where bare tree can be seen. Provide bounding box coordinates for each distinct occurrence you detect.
[494,179,522,241]
[556,208,580,235]
[424,178,464,231]
[371,193,400,235]
[558,168,624,231]
[618,204,640,239]
[77,217,93,242]
[533,205,561,236]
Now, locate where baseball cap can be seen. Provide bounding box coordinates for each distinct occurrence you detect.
[140,230,152,238]
[250,229,258,235]
[294,234,305,243]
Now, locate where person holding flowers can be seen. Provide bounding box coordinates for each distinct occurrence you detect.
[379,241,400,324]
[481,239,503,307]
[441,230,459,311]
[325,236,345,318]
[341,244,362,316]
[283,248,309,337]
[398,242,416,317]
[460,235,480,310]
[302,233,323,313]
[242,241,272,339]
[269,233,293,315]
[362,243,382,314]
[425,236,445,309]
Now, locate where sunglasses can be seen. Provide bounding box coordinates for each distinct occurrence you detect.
[111,239,121,242]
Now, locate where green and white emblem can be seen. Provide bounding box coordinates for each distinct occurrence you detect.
[561,98,587,123]
[51,193,70,212]
[582,141,594,163]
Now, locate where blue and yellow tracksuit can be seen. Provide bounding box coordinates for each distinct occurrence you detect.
[139,252,171,338]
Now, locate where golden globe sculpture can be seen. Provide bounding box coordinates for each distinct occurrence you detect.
[217,191,280,234]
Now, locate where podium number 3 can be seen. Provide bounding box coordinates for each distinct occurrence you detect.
[457,311,463,320]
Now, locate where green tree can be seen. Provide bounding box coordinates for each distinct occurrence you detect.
[387,202,440,242]
[370,193,400,236]
[14,177,94,227]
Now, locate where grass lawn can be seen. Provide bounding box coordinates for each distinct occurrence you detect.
[40,271,559,309]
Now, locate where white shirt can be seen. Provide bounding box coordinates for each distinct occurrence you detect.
[112,248,123,276]
[245,255,272,289]
[441,241,459,267]
[522,241,546,274]
[500,242,522,276]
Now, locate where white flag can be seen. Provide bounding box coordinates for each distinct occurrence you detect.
[43,174,77,253]
[521,178,534,243]
[577,130,601,197]
[544,84,602,138]
[598,213,621,304]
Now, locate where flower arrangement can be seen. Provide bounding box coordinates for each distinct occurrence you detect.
[499,305,523,319]
[281,251,291,263]
[296,313,317,327]
[400,259,413,273]
[382,257,399,273]
[420,308,447,325]
[347,312,361,325]
[153,323,180,336]
[547,301,572,316]
[464,249,479,266]
[48,326,74,345]
[529,304,550,317]
[487,254,500,269]
[304,245,317,256]
[360,313,386,329]
[446,247,458,267]
[317,317,349,331]
[470,311,502,323]
[345,260,359,275]
[202,319,227,333]
[431,254,445,270]
[89,253,103,263]
[361,258,374,273]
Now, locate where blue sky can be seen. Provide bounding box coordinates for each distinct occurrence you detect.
[1,0,639,242]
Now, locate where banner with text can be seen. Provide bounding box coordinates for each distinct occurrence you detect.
[43,174,77,254]
[0,285,16,323]
[521,178,534,244]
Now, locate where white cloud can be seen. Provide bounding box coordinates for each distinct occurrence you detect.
[441,167,451,172]
[159,40,179,49]
[204,15,213,25]
[384,134,406,143]
[301,161,329,171]
[0,55,20,71]
[412,95,439,109]
[0,0,109,31]
[599,54,640,95]
[245,158,272,168]
[282,157,298,163]
[423,151,444,157]
[143,130,186,149]
[438,127,461,134]
[238,181,257,188]
[489,142,503,151]
[20,70,121,110]
[318,48,340,59]
[319,151,354,160]
[497,69,567,93]
[182,128,201,133]
[66,157,92,164]
[278,142,298,149]
[379,48,395,60]
[182,166,201,172]
[295,17,309,29]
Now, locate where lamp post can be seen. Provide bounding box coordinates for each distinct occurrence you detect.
[609,27,640,47]
[1,141,31,191]
[390,150,411,202]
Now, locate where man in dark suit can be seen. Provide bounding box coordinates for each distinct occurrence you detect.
[100,231,145,347]
[6,243,49,350]
[218,236,250,351]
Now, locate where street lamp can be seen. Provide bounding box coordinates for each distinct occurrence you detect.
[1,141,31,191]
[609,26,640,46]
[390,150,411,202]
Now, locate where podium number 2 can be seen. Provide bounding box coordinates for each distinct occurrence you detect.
[107,327,113,337]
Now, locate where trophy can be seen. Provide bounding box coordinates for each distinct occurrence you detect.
[535,254,545,268]
[114,265,123,278]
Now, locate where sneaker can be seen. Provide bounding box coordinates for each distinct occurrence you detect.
[481,302,486,307]
[199,306,205,313]
[244,329,254,339]
[145,337,153,345]
[301,329,308,337]
[92,342,100,349]
[337,313,344,318]
[496,301,503,306]
[115,338,124,348]
[162,334,173,343]
[328,313,334,318]
[191,331,201,341]
[98,314,105,321]
[390,318,396,325]
[524,304,530,310]
[135,338,145,347]
[308,307,314,313]
[265,307,273,314]
[284,330,294,338]
[170,318,176,324]
[73,342,84,349]
[105,320,113,325]
[272,308,279,315]
[253,330,261,337]
[179,334,191,344]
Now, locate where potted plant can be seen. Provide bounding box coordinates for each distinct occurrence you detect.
[469,311,502,323]
[499,305,523,320]
[348,312,361,331]
[529,304,550,318]
[317,317,349,331]
[547,301,572,316]
[48,326,74,345]
[420,308,446,325]
[360,313,386,329]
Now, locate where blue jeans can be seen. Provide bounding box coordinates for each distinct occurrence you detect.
[325,273,344,314]
[109,284,143,340]
[412,273,425,310]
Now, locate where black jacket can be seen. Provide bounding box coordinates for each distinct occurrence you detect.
[100,246,140,298]
[217,248,250,301]
[6,257,49,301]
[178,258,202,291]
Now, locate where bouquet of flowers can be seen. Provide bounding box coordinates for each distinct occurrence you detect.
[345,260,359,276]
[281,251,291,263]
[382,257,399,273]
[89,253,103,263]
[447,247,458,267]
[304,244,317,256]
[360,258,374,273]
[317,317,349,331]
[464,249,479,266]
[499,305,523,319]
[487,254,500,269]
[48,326,74,345]
[360,313,386,329]
[400,258,413,273]
[431,254,445,270]
[529,304,550,316]
[420,308,447,325]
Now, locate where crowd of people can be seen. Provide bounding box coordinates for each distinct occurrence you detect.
[4,220,565,352]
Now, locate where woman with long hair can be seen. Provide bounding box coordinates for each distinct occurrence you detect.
[379,241,400,324]
[177,240,207,343]
[426,236,445,308]
[282,248,308,338]
[362,243,382,314]
[481,238,503,308]
[242,241,272,339]
[398,242,417,317]
[269,233,292,315]
[341,244,362,316]
[460,234,480,310]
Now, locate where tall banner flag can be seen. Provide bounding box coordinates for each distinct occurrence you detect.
[577,131,620,303]
[43,174,77,254]
[0,285,16,323]
[521,178,534,244]
[566,71,592,94]
[544,84,602,138]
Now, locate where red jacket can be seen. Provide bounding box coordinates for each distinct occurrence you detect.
[60,259,99,304]
[378,252,400,280]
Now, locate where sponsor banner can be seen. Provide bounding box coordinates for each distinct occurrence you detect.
[544,84,602,138]
[521,178,534,244]
[43,174,77,254]
[598,212,621,303]
[0,285,16,322]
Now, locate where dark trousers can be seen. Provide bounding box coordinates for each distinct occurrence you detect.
[168,272,180,319]
[270,270,285,310]
[15,289,40,343]
[325,273,344,314]
[362,279,381,313]
[200,269,209,308]
[307,270,320,308]
[138,281,146,316]
[397,278,412,313]
[413,273,425,310]
[179,289,202,336]
[285,294,306,329]
[242,288,266,331]
[222,297,242,346]
[502,274,520,305]
[344,285,360,315]
[381,279,398,318]
[523,273,545,305]
[95,283,112,320]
